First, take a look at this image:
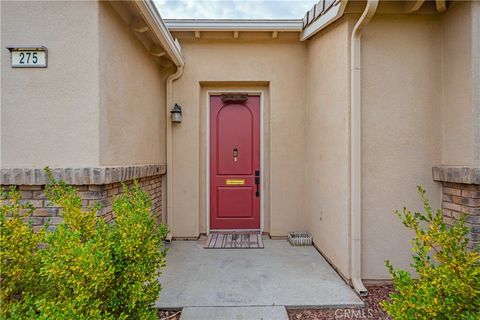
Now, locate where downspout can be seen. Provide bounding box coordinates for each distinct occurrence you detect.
[350,0,378,296]
[165,64,184,241]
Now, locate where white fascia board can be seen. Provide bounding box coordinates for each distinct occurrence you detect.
[134,1,184,66]
[300,0,348,41]
[164,19,303,32]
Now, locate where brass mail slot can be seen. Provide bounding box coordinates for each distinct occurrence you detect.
[226,179,245,185]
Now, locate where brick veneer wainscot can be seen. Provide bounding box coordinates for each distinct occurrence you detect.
[433,166,480,249]
[1,165,165,230]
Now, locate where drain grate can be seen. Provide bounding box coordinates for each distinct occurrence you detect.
[288,231,312,246]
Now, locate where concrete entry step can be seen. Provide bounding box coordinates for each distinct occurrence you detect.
[157,240,363,308]
[179,306,288,320]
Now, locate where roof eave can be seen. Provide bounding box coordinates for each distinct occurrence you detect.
[134,1,185,66]
[300,0,348,41]
[164,19,303,32]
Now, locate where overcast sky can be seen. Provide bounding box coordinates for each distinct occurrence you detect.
[154,0,318,19]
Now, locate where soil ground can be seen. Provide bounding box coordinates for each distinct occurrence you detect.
[287,285,393,320]
[158,309,181,320]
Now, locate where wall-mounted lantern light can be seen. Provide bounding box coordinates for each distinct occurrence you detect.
[171,104,182,123]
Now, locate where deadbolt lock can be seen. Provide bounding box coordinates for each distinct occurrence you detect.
[233,147,239,162]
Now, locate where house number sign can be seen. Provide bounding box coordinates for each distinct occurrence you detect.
[7,46,47,68]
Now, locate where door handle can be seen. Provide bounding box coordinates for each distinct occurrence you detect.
[255,170,260,197]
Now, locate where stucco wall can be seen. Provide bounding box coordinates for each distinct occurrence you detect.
[98,2,168,166]
[2,0,476,283]
[361,14,442,279]
[0,1,170,169]
[304,12,445,280]
[171,37,307,237]
[441,1,480,166]
[1,1,100,167]
[304,19,352,279]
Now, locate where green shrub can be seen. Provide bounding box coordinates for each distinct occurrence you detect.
[0,186,44,318]
[0,168,168,319]
[381,186,480,320]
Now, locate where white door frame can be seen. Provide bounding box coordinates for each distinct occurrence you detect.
[205,90,265,234]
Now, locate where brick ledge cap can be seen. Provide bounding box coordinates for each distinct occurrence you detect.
[432,166,480,184]
[1,164,166,185]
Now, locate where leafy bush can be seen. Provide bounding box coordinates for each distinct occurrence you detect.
[0,187,44,318]
[0,169,168,319]
[381,186,480,320]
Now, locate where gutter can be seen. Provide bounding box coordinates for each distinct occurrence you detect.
[350,0,378,296]
[165,65,184,241]
[164,19,303,32]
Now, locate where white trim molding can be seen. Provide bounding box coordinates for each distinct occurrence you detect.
[205,90,266,235]
[300,0,348,41]
[133,1,185,66]
[165,19,303,32]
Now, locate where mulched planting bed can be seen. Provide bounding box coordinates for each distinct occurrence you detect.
[288,284,393,320]
[158,309,181,320]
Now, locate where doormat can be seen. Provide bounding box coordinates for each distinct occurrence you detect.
[204,233,264,249]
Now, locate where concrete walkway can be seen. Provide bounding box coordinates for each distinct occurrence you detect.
[156,239,362,312]
[179,306,288,320]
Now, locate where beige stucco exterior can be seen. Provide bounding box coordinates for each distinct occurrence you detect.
[303,12,444,280]
[166,3,477,279]
[98,1,169,166]
[440,1,480,167]
[169,36,307,237]
[301,1,477,280]
[2,0,479,283]
[304,18,352,278]
[1,1,172,169]
[361,13,442,279]
[165,1,479,280]
[1,1,101,167]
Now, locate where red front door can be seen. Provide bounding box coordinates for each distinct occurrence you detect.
[210,94,260,230]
